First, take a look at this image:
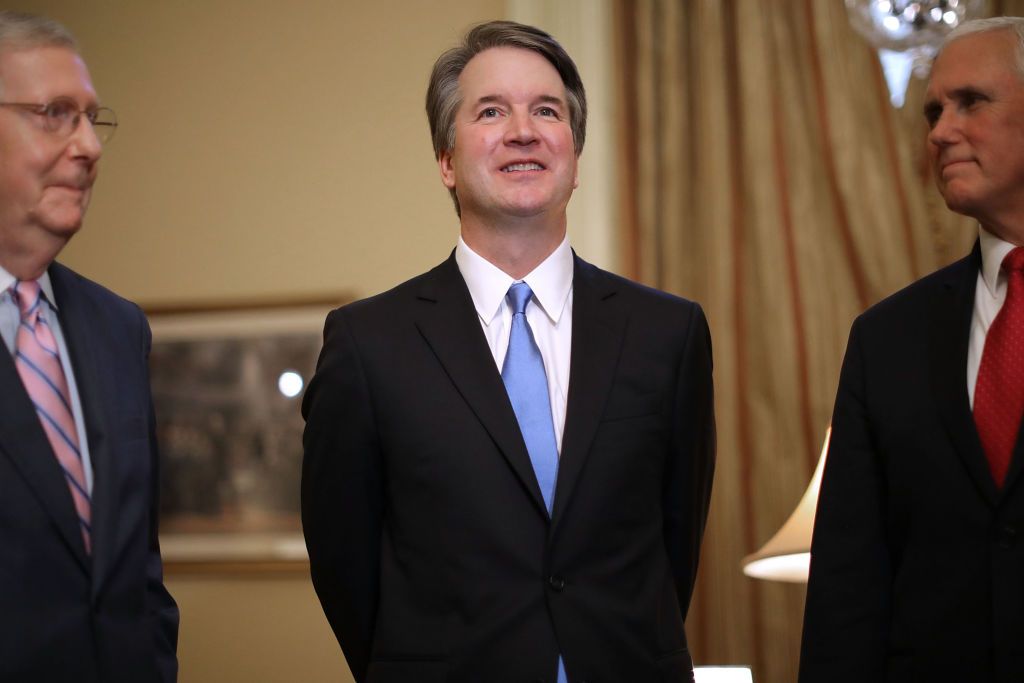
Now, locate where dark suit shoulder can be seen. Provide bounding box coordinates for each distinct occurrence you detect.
[574,257,703,314]
[335,257,460,321]
[853,249,976,334]
[49,261,147,326]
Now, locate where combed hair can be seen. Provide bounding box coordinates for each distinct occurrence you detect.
[940,16,1024,76]
[0,11,77,53]
[425,20,587,215]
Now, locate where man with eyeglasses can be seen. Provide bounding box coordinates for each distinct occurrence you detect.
[0,11,178,683]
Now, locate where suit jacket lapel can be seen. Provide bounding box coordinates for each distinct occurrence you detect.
[414,256,550,518]
[929,243,999,506]
[551,256,626,531]
[50,263,117,585]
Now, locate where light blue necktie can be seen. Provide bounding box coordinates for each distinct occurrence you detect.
[500,283,568,683]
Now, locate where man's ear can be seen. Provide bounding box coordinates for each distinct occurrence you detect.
[439,150,456,189]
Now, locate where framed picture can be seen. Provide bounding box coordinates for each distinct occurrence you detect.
[147,297,345,571]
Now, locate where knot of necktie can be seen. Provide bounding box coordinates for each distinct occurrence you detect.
[12,280,43,325]
[506,282,533,316]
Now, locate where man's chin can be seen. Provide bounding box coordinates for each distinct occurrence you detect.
[938,186,981,218]
[41,214,85,240]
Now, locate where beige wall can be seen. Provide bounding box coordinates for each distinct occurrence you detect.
[167,570,348,683]
[11,2,504,682]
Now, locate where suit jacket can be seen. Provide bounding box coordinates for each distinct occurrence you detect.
[0,262,179,682]
[800,243,1024,683]
[302,253,715,683]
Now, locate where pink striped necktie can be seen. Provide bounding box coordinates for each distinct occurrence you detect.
[12,280,91,553]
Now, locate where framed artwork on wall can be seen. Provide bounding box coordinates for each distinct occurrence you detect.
[147,297,346,572]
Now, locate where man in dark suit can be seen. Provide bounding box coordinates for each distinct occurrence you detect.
[0,12,178,682]
[801,17,1024,683]
[303,20,715,683]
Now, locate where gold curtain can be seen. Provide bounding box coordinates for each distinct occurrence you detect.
[614,0,1024,680]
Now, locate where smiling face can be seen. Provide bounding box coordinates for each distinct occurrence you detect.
[438,46,578,227]
[0,45,102,276]
[924,30,1024,240]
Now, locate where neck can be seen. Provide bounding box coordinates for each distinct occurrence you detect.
[460,214,566,280]
[0,237,63,282]
[977,205,1024,247]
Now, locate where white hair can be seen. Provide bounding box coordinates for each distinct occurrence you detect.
[939,17,1024,76]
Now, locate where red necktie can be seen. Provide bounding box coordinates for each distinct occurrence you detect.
[974,247,1024,488]
[12,281,91,552]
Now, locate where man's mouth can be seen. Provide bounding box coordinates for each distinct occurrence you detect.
[501,162,544,172]
[940,158,973,172]
[51,179,92,192]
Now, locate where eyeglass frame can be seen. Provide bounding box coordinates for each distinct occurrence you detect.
[0,96,118,143]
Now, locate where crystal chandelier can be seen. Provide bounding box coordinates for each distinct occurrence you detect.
[845,0,988,106]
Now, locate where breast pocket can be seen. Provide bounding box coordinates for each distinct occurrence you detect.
[600,390,665,423]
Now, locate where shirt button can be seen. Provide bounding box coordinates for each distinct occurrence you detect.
[548,575,566,592]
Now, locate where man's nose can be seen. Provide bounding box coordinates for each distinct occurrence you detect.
[927,108,960,148]
[504,109,538,145]
[67,114,103,162]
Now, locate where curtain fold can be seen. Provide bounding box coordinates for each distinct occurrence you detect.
[614,1,1024,680]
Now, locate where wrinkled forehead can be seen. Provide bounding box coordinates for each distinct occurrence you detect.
[0,45,95,101]
[458,46,567,102]
[930,30,1020,87]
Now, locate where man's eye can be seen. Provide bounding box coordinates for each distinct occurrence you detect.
[481,107,500,118]
[43,99,77,121]
[537,107,557,117]
[960,92,986,110]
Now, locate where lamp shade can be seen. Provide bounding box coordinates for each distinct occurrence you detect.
[741,428,830,583]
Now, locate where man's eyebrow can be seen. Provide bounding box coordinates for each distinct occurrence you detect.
[536,94,565,107]
[470,94,566,109]
[921,86,988,115]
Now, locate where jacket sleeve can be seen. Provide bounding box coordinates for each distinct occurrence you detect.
[141,311,180,683]
[799,317,891,682]
[301,308,384,682]
[663,303,716,619]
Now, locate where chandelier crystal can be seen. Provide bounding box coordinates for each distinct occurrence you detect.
[844,0,988,106]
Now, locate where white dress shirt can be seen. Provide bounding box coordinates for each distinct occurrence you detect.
[0,265,94,492]
[455,235,573,453]
[967,226,1019,408]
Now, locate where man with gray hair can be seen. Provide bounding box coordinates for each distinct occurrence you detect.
[0,11,178,682]
[801,16,1024,683]
[303,20,715,683]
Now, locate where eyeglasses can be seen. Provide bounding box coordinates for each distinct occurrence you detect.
[0,96,118,143]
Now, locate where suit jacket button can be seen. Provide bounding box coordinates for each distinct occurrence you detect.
[548,575,566,591]
[1000,524,1017,549]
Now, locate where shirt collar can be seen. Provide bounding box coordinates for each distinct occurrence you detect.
[979,225,1017,299]
[455,234,573,327]
[0,264,58,310]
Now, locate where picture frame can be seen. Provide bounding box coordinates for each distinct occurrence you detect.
[147,297,346,571]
